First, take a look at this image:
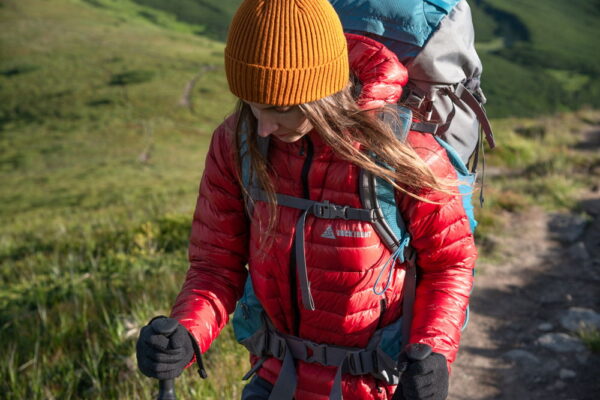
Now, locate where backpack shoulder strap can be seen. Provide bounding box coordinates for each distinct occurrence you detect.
[359,105,413,256]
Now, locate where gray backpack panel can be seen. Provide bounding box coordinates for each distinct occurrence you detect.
[404,0,485,163]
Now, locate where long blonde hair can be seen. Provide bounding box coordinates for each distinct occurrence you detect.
[233,81,453,238]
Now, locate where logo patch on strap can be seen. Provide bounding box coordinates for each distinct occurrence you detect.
[321,225,336,239]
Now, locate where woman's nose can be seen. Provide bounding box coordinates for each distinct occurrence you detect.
[257,117,279,138]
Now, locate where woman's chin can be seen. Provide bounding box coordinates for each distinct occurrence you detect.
[273,132,307,143]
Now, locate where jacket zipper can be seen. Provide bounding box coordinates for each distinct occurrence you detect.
[290,136,313,335]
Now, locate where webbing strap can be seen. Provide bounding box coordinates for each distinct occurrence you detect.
[268,346,297,400]
[410,120,438,134]
[449,84,496,149]
[255,323,391,400]
[296,208,316,310]
[401,248,417,350]
[249,186,377,311]
[248,188,376,222]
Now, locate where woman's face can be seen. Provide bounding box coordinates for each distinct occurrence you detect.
[247,101,314,143]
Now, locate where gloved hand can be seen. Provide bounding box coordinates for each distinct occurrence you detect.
[136,316,194,380]
[393,343,449,400]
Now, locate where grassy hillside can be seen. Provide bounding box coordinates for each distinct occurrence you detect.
[470,0,600,117]
[0,0,247,398]
[1,0,599,399]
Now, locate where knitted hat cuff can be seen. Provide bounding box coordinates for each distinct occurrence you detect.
[225,49,349,106]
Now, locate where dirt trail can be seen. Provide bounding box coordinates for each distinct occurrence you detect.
[449,126,600,399]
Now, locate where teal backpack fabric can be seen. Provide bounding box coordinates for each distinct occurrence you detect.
[328,0,460,49]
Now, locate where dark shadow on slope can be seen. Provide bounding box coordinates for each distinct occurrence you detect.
[476,0,530,46]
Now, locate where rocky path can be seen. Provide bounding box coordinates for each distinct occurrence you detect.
[448,127,600,399]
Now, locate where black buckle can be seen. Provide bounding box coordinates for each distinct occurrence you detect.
[305,342,328,365]
[312,201,349,220]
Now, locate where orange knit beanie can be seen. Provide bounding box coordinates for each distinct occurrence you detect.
[225,0,349,106]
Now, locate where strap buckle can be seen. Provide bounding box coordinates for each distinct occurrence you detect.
[402,88,426,110]
[312,201,349,220]
[304,342,328,365]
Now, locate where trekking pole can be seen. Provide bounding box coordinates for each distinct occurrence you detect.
[157,379,176,400]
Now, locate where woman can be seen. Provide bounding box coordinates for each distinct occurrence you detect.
[136,1,476,399]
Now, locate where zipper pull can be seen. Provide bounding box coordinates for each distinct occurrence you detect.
[299,140,305,156]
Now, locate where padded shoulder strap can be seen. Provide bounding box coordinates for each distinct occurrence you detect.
[359,105,412,255]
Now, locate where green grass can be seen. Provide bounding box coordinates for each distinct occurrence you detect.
[0,0,246,398]
[578,329,600,353]
[469,0,600,117]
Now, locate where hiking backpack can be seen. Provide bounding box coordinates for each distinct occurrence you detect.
[329,0,496,165]
[230,104,477,399]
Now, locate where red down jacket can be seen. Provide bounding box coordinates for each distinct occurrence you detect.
[171,34,477,399]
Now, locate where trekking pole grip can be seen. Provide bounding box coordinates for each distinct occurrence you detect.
[394,343,434,400]
[150,317,180,400]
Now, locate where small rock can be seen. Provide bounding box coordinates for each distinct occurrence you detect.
[539,290,564,305]
[502,349,541,366]
[547,380,567,390]
[538,322,554,331]
[540,359,561,376]
[560,307,600,332]
[568,242,590,260]
[576,352,590,364]
[548,213,588,243]
[559,368,576,379]
[536,333,587,353]
[555,380,567,389]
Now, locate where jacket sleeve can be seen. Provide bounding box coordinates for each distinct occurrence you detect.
[170,116,249,353]
[398,132,477,369]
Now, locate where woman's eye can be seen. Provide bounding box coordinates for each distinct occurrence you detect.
[275,107,292,114]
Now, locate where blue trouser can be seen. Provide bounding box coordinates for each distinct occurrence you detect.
[241,376,273,400]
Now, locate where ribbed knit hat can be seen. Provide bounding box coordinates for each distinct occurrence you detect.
[225,0,349,106]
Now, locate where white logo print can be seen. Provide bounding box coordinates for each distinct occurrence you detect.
[321,225,372,239]
[321,225,336,239]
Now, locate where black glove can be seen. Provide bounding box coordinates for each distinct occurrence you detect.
[393,343,449,400]
[136,316,194,380]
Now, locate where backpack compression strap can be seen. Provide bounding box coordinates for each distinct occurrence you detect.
[402,82,496,149]
[444,83,496,149]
